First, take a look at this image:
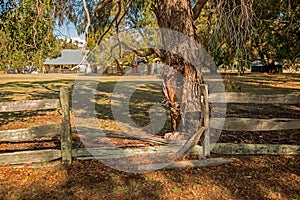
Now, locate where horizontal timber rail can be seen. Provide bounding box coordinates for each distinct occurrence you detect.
[0,149,61,166]
[72,143,300,160]
[0,124,61,142]
[0,99,60,113]
[0,143,299,167]
[209,93,300,104]
[211,118,300,131]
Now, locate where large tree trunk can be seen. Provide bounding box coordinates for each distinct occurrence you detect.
[154,0,205,140]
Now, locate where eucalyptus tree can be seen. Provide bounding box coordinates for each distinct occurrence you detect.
[62,0,254,148]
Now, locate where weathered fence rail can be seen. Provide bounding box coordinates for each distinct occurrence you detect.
[210,92,300,131]
[0,89,299,167]
[211,118,300,131]
[210,93,300,104]
[1,142,299,167]
[0,124,61,142]
[0,99,60,112]
[0,149,61,166]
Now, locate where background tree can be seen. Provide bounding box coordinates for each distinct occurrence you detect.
[250,0,299,72]
[0,0,60,70]
[195,0,256,74]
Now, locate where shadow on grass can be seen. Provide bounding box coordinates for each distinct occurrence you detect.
[228,73,300,94]
[0,79,172,134]
[0,156,299,199]
[73,80,172,135]
[0,80,73,101]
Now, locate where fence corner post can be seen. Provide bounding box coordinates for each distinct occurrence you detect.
[60,87,72,165]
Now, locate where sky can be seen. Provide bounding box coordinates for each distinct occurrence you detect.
[53,21,85,42]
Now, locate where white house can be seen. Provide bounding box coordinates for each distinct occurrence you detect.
[43,49,91,73]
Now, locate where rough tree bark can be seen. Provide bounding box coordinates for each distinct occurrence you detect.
[153,0,207,140]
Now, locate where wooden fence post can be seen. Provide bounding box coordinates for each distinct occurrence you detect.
[202,84,210,157]
[60,87,72,165]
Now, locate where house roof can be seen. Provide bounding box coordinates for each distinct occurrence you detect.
[43,49,89,65]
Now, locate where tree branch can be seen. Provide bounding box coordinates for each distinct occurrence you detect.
[96,1,122,45]
[123,45,161,58]
[192,0,208,20]
[71,0,91,71]
[82,0,91,51]
[108,41,161,61]
[94,0,114,13]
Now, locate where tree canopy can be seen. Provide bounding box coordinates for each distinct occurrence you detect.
[251,0,299,69]
[0,0,60,69]
[0,0,298,71]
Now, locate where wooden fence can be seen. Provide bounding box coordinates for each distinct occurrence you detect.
[0,88,299,168]
[209,92,300,155]
[0,87,71,166]
[209,92,300,131]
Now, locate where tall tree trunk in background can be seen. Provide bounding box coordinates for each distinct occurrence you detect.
[267,58,275,73]
[114,58,124,74]
[154,0,206,139]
